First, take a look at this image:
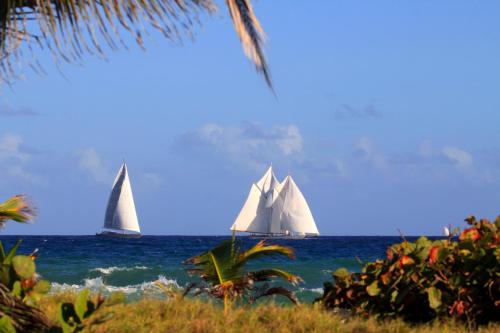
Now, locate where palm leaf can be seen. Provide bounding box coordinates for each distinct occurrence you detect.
[0,195,36,228]
[249,268,302,285]
[184,238,301,307]
[239,240,295,264]
[185,240,243,284]
[224,0,271,88]
[0,0,271,87]
[253,286,299,305]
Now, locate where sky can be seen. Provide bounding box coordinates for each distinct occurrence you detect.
[1,0,499,236]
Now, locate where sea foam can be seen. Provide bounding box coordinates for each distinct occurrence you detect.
[91,266,150,275]
[298,287,323,294]
[51,275,180,295]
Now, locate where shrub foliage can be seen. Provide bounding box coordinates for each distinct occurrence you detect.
[316,215,500,327]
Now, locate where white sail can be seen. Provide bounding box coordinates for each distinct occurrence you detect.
[231,166,279,233]
[103,163,140,234]
[256,166,280,194]
[272,176,319,236]
[231,167,319,236]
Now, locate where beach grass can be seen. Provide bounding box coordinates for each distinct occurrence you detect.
[38,293,500,333]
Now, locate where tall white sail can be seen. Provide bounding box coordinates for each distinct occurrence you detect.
[231,167,319,236]
[103,163,140,234]
[231,166,279,234]
[272,176,319,235]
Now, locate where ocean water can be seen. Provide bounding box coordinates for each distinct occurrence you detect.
[0,236,427,303]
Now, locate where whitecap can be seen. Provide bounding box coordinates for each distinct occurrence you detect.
[50,275,180,295]
[298,287,323,294]
[91,266,150,275]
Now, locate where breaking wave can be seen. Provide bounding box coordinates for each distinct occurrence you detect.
[298,287,323,294]
[50,275,180,295]
[90,266,150,275]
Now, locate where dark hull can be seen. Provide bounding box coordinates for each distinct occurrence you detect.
[96,231,142,238]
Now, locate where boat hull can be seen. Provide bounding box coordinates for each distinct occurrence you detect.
[249,233,314,239]
[96,231,142,238]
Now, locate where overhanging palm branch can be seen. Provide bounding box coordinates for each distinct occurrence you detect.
[0,0,271,87]
[183,239,301,312]
[0,195,36,228]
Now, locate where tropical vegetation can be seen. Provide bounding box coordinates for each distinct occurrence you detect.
[316,215,500,329]
[0,195,35,229]
[0,0,271,86]
[1,195,499,332]
[183,237,301,313]
[36,292,500,333]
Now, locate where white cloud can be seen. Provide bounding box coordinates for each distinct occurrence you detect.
[0,133,30,162]
[76,148,112,183]
[140,172,163,188]
[354,137,387,171]
[0,133,42,185]
[442,146,473,170]
[175,122,304,171]
[7,165,45,185]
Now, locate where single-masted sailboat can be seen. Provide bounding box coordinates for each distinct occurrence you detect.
[230,166,319,238]
[96,162,141,238]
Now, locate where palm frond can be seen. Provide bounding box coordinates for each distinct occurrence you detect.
[0,0,271,88]
[0,195,36,228]
[239,240,295,264]
[224,0,272,88]
[184,238,300,309]
[184,240,242,285]
[252,286,299,305]
[249,268,302,285]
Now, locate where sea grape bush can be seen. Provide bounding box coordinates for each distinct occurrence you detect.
[0,241,119,333]
[0,240,51,304]
[0,240,51,332]
[316,215,500,327]
[58,289,116,333]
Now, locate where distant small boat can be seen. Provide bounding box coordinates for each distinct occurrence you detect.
[230,166,319,238]
[443,226,450,237]
[96,163,141,238]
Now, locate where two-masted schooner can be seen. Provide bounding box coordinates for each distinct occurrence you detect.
[230,166,319,238]
[96,162,141,238]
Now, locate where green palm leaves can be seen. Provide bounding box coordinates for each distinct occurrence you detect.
[184,239,301,313]
[0,195,35,229]
[0,0,271,87]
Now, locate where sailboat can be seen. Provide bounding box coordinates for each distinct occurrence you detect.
[96,162,141,238]
[230,166,319,238]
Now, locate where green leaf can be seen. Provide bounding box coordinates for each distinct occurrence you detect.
[33,279,51,294]
[12,281,21,297]
[390,289,398,302]
[333,268,350,279]
[59,303,79,332]
[4,240,22,264]
[75,289,90,320]
[427,287,442,310]
[0,241,5,262]
[367,281,381,296]
[437,247,449,262]
[0,315,16,333]
[12,255,35,279]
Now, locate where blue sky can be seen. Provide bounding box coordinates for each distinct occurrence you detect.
[1,0,499,235]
